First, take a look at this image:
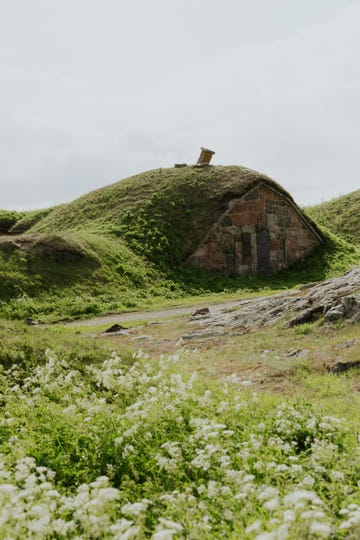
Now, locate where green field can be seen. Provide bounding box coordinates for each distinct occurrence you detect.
[0,316,359,538]
[0,169,359,538]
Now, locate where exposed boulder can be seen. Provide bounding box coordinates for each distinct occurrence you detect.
[191,307,210,318]
[334,339,356,350]
[179,267,360,341]
[329,361,360,374]
[324,295,360,323]
[104,323,128,333]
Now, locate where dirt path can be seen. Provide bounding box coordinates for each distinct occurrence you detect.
[65,298,255,327]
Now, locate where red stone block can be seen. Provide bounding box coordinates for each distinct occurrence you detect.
[232,213,244,227]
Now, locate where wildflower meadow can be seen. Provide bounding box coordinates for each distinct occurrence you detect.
[0,348,359,538]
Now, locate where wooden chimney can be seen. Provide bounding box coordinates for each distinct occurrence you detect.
[196,147,215,166]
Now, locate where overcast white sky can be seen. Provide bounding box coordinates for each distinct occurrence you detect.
[1,0,359,210]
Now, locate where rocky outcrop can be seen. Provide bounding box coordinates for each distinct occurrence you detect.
[324,295,360,323]
[181,267,360,340]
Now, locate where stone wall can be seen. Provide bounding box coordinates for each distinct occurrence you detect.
[187,184,322,275]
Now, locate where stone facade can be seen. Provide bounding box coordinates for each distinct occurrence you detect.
[187,183,323,275]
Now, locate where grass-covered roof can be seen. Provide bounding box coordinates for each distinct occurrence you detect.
[31,165,321,265]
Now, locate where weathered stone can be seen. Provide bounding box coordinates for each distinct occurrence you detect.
[191,307,210,317]
[324,306,345,321]
[105,323,127,333]
[342,295,360,319]
[287,306,324,327]
[24,318,39,326]
[181,330,223,340]
[324,294,360,322]
[188,182,323,275]
[244,187,260,201]
[334,339,356,350]
[330,361,360,374]
[286,348,301,357]
[286,349,309,358]
[131,334,152,341]
[179,267,360,341]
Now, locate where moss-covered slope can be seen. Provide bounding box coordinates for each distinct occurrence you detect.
[306,189,360,246]
[31,165,317,266]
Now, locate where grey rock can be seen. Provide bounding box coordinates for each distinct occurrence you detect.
[324,306,345,322]
[179,266,360,341]
[342,295,360,319]
[334,339,356,350]
[288,306,324,327]
[191,307,210,317]
[181,330,223,340]
[325,294,360,322]
[330,361,360,374]
[286,349,301,357]
[131,334,152,341]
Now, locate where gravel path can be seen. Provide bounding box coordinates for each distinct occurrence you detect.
[64,298,252,327]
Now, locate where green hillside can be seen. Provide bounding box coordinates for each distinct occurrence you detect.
[306,189,360,246]
[32,165,297,266]
[0,231,166,320]
[0,166,359,321]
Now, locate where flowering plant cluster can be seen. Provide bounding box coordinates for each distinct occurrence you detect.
[0,349,359,538]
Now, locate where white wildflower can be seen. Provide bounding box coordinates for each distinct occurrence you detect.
[245,520,262,534]
[310,521,332,536]
[263,498,279,511]
[258,486,280,501]
[121,500,149,517]
[152,530,177,540]
[331,471,345,482]
[301,475,315,488]
[282,510,295,523]
[255,531,276,540]
[122,444,135,458]
[283,490,322,508]
[158,518,183,532]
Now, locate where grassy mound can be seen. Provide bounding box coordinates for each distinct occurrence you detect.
[0,232,165,320]
[306,189,360,246]
[0,166,359,321]
[0,208,54,235]
[31,165,305,266]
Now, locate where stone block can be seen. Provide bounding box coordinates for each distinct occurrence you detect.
[221,215,232,227]
[244,187,259,201]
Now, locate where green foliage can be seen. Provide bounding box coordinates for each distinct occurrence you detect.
[0,232,165,320]
[306,189,360,246]
[0,210,24,233]
[293,323,313,336]
[9,207,54,233]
